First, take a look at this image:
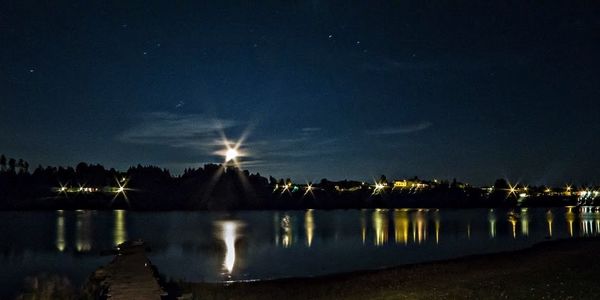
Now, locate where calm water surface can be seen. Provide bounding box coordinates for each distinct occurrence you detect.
[0,207,599,297]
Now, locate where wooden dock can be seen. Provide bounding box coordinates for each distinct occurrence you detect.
[86,240,167,299]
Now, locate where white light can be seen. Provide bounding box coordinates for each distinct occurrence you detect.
[225,148,239,162]
[217,221,243,275]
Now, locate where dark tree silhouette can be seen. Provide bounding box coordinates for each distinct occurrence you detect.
[0,156,585,211]
[379,175,388,185]
[0,154,6,172]
[17,159,27,174]
[8,158,16,173]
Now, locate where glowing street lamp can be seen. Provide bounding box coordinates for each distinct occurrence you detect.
[372,182,386,195]
[112,177,130,205]
[303,182,315,198]
[507,182,518,197]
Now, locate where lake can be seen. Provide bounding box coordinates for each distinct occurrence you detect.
[0,207,598,297]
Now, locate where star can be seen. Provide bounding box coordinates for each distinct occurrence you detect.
[28,68,35,73]
[356,40,361,45]
[328,34,333,39]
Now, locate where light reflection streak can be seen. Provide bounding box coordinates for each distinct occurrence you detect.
[520,208,529,237]
[113,210,127,246]
[416,210,427,243]
[394,210,409,245]
[488,209,497,238]
[360,210,367,245]
[274,212,280,246]
[433,211,440,244]
[580,207,597,236]
[220,207,600,261]
[56,210,66,252]
[546,210,554,237]
[565,207,575,237]
[467,222,471,240]
[596,212,600,234]
[305,210,314,247]
[281,215,292,248]
[372,209,388,246]
[216,220,243,275]
[509,216,517,239]
[75,210,92,252]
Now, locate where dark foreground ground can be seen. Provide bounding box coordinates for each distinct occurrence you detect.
[180,237,600,300]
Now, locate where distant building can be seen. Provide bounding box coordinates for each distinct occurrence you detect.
[393,180,428,190]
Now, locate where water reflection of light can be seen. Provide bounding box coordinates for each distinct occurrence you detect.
[509,217,517,239]
[596,212,600,234]
[580,207,598,236]
[467,223,471,240]
[281,215,292,248]
[546,210,554,237]
[75,210,92,252]
[373,209,388,246]
[216,221,242,274]
[360,210,367,245]
[113,210,127,246]
[433,211,440,244]
[488,209,497,238]
[274,212,280,246]
[565,207,575,237]
[394,210,409,245]
[305,210,314,247]
[520,208,529,237]
[56,210,66,252]
[414,210,427,244]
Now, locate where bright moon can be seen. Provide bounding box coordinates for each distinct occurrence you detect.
[225,148,239,162]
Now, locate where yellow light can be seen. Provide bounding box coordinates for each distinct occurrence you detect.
[303,183,314,197]
[113,210,127,246]
[56,211,66,252]
[305,210,314,247]
[373,209,388,246]
[112,178,130,205]
[225,148,239,162]
[507,182,518,197]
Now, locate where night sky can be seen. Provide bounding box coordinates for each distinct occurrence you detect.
[1,1,599,186]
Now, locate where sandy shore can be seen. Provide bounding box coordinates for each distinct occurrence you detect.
[179,237,600,299]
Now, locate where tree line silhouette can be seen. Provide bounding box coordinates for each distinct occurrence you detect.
[0,154,582,210]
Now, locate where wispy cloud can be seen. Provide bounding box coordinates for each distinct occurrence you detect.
[365,121,433,135]
[117,112,238,149]
[361,54,490,73]
[117,112,342,172]
[301,127,322,132]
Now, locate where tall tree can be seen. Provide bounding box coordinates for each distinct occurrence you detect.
[8,158,16,172]
[17,159,24,174]
[0,154,6,172]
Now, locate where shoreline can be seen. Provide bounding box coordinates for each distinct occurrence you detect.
[178,237,600,299]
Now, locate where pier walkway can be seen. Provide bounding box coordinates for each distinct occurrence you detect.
[88,240,166,300]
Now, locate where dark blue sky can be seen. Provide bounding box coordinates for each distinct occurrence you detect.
[1,1,599,185]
